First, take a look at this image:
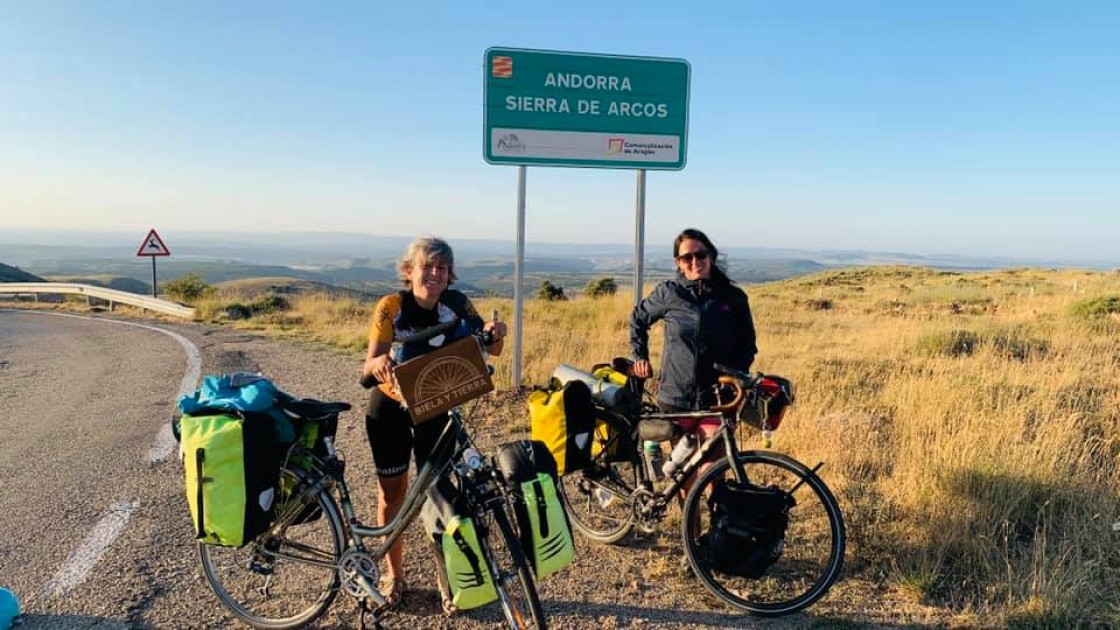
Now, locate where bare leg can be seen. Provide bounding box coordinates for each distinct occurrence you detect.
[376,473,409,581]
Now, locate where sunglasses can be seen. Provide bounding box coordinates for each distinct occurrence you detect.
[676,250,710,264]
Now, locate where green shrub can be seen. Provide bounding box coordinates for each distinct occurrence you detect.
[989,329,1049,361]
[584,277,618,298]
[1070,296,1120,320]
[162,273,212,303]
[916,329,980,357]
[249,293,289,315]
[538,280,567,301]
[225,303,252,320]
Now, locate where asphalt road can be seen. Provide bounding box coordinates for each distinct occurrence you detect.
[0,310,207,628]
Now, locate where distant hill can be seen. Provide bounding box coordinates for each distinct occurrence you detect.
[214,277,379,302]
[0,263,44,282]
[43,274,151,294]
[4,230,1114,299]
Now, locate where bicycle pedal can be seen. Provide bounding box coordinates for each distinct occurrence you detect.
[249,560,274,575]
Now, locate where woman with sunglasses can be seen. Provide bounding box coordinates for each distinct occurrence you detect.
[629,228,757,512]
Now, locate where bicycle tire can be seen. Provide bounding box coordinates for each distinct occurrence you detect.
[479,505,546,629]
[558,459,638,544]
[199,467,346,629]
[681,451,845,617]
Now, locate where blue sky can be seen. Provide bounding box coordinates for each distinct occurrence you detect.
[3,1,1118,262]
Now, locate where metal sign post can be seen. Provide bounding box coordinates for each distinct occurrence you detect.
[512,166,527,389]
[484,47,690,388]
[634,169,647,305]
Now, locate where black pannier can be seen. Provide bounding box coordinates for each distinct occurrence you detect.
[706,481,795,579]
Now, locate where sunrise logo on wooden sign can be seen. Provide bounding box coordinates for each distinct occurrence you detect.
[393,336,494,423]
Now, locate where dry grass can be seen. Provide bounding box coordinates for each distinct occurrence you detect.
[178,267,1120,625]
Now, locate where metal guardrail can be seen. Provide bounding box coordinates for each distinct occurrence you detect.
[0,282,196,319]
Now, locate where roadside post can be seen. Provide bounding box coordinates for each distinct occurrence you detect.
[484,47,690,387]
[136,228,171,297]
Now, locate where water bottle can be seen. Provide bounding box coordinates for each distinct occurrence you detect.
[462,447,483,471]
[662,434,697,478]
[644,440,665,481]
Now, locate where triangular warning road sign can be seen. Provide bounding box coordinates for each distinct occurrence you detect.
[136,229,171,257]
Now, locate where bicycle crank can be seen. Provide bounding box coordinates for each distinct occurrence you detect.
[632,488,664,534]
[339,549,380,599]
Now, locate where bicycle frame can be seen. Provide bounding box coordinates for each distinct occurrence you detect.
[267,408,470,608]
[596,406,747,501]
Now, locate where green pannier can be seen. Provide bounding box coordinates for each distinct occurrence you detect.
[178,410,282,547]
[497,440,575,580]
[421,481,497,610]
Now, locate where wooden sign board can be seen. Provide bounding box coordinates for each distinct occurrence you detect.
[393,336,494,423]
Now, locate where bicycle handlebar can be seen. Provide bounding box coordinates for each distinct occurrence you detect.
[394,318,460,344]
[395,317,497,347]
[712,362,760,386]
[709,376,745,413]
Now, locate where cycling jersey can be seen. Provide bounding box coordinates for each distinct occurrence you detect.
[365,288,484,477]
[368,289,484,401]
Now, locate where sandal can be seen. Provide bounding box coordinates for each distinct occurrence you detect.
[433,566,459,616]
[441,594,459,616]
[379,575,407,609]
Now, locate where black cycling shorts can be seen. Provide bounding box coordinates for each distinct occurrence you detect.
[365,387,450,478]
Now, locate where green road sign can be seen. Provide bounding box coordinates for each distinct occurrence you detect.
[484,47,690,170]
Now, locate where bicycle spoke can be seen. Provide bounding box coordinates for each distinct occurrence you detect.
[682,452,845,617]
[560,462,636,544]
[199,468,344,628]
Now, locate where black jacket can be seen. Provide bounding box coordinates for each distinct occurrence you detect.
[629,275,757,410]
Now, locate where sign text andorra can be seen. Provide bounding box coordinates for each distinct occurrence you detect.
[505,72,671,119]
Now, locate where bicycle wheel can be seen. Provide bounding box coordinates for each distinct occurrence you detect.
[681,451,845,617]
[478,505,546,629]
[199,467,346,629]
[558,458,638,544]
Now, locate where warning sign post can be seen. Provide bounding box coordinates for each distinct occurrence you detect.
[136,229,171,297]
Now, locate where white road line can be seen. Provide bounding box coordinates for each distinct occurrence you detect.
[8,310,203,597]
[43,501,139,597]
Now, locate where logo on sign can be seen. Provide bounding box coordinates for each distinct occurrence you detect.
[497,133,526,152]
[491,55,513,78]
[607,138,625,153]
